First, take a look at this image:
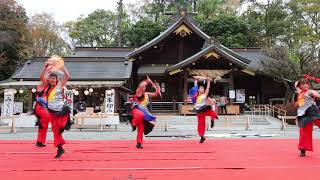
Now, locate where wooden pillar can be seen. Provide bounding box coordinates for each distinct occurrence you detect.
[229,70,235,105]
[183,69,188,105]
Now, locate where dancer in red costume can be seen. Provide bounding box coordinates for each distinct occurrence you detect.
[38,56,71,158]
[296,78,320,157]
[34,63,51,147]
[129,76,160,148]
[34,86,50,147]
[189,76,218,143]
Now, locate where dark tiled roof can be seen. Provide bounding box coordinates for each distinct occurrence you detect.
[12,58,132,81]
[138,64,173,75]
[72,47,134,58]
[231,48,272,71]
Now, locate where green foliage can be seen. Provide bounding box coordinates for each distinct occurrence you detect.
[0,0,31,81]
[123,19,164,47]
[200,16,256,47]
[286,0,320,49]
[65,9,118,47]
[196,0,223,21]
[242,0,290,47]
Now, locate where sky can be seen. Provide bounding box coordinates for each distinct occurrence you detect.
[17,0,139,23]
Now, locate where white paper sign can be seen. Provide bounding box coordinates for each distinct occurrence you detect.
[236,89,245,102]
[3,89,14,117]
[13,102,23,114]
[105,89,115,114]
[229,90,236,99]
[64,89,74,119]
[1,102,23,115]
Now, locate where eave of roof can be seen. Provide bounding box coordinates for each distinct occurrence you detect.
[166,44,251,73]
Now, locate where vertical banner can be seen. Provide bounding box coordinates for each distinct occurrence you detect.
[64,89,74,119]
[105,89,115,114]
[3,89,14,117]
[229,90,236,99]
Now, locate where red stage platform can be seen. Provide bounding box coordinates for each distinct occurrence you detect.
[0,139,320,180]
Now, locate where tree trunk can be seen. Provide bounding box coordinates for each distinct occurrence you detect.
[117,0,123,47]
[282,79,293,103]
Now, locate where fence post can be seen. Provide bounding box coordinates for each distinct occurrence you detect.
[246,115,251,131]
[272,106,275,117]
[173,99,176,113]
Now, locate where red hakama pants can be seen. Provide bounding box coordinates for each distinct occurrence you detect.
[35,105,50,144]
[131,108,145,144]
[299,119,320,151]
[197,109,218,137]
[49,113,68,147]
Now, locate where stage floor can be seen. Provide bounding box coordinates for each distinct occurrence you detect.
[0,139,320,180]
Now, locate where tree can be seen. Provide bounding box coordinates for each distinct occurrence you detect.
[242,0,289,47]
[0,0,31,81]
[127,0,196,23]
[123,19,164,47]
[260,47,300,102]
[259,0,320,102]
[200,15,257,47]
[65,10,118,47]
[28,12,71,56]
[285,0,319,50]
[116,0,124,47]
[144,0,167,22]
[196,0,223,21]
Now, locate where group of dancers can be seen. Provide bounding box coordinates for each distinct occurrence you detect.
[34,55,320,158]
[34,56,218,157]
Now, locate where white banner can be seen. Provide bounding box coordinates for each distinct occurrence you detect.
[229,90,236,99]
[13,102,23,114]
[3,89,14,117]
[1,102,23,115]
[64,89,74,119]
[105,89,115,114]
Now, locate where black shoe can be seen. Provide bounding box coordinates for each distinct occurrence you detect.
[300,149,306,157]
[210,120,215,128]
[36,142,46,147]
[136,143,143,149]
[54,148,65,158]
[200,136,206,143]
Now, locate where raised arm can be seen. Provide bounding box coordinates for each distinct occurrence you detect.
[60,66,70,88]
[147,81,160,98]
[39,62,48,86]
[309,90,320,99]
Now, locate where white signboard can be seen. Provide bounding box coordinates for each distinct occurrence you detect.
[236,89,245,102]
[1,102,23,115]
[13,102,23,114]
[64,89,74,119]
[105,89,115,114]
[2,89,14,117]
[229,90,236,99]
